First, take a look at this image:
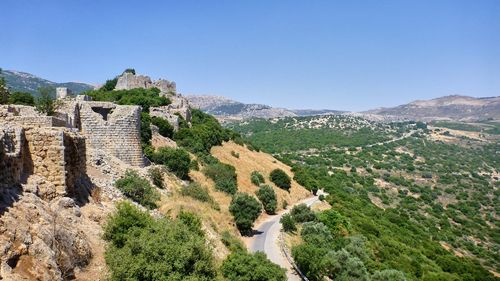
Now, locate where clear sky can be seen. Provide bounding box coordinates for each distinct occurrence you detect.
[1,0,499,111]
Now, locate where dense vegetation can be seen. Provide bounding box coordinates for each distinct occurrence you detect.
[103,202,217,281]
[229,115,499,280]
[114,170,160,209]
[221,251,286,281]
[150,147,191,179]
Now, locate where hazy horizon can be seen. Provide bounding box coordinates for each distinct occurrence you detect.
[2,0,499,111]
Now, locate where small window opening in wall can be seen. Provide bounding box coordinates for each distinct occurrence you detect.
[91,107,113,121]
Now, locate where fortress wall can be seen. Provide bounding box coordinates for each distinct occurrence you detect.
[79,102,144,167]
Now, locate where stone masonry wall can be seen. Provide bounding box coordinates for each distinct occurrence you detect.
[0,126,24,187]
[79,102,144,167]
[24,128,67,198]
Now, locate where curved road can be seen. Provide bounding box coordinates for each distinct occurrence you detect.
[249,193,323,280]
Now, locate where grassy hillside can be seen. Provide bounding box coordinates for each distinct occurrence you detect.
[229,115,499,280]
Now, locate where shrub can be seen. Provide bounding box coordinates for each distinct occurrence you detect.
[270,169,291,191]
[281,213,296,232]
[114,170,160,209]
[35,87,59,116]
[229,193,262,235]
[292,243,326,281]
[8,91,34,105]
[174,109,233,153]
[151,147,191,179]
[204,162,238,195]
[300,221,334,246]
[148,166,164,189]
[221,230,245,253]
[256,185,277,214]
[291,203,316,223]
[251,171,265,186]
[318,209,350,235]
[151,116,174,138]
[180,182,219,209]
[221,251,286,281]
[104,205,216,281]
[103,201,152,247]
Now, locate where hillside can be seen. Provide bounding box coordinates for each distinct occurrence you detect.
[362,95,500,122]
[0,69,94,95]
[186,94,344,121]
[229,114,500,280]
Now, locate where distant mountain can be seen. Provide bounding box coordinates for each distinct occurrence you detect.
[186,95,345,120]
[0,69,94,96]
[361,95,500,122]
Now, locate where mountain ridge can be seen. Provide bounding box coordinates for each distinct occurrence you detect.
[0,69,95,96]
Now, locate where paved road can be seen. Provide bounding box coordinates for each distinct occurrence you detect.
[250,193,323,280]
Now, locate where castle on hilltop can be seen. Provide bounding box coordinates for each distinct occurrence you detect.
[0,72,191,199]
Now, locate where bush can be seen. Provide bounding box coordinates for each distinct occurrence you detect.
[270,169,291,191]
[256,185,277,214]
[180,182,219,209]
[35,87,59,116]
[281,213,297,232]
[174,109,233,153]
[221,251,286,281]
[151,116,174,138]
[318,209,350,235]
[8,91,34,105]
[291,203,316,223]
[221,230,245,253]
[151,147,191,179]
[148,166,164,188]
[104,204,216,281]
[103,201,152,247]
[251,171,265,186]
[204,162,238,195]
[300,221,334,246]
[114,170,160,209]
[292,243,326,281]
[229,193,262,235]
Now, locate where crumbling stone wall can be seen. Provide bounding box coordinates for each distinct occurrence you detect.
[79,102,144,167]
[0,126,24,187]
[24,128,67,198]
[115,72,176,95]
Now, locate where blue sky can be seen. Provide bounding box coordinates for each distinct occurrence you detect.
[1,0,499,111]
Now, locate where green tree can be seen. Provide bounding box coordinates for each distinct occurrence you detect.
[300,221,334,247]
[292,243,326,281]
[317,209,350,235]
[251,171,265,186]
[114,170,160,209]
[321,249,369,281]
[221,251,286,281]
[204,162,238,195]
[269,169,291,191]
[151,116,174,138]
[281,213,297,232]
[8,91,35,105]
[0,71,9,104]
[229,193,262,235]
[256,185,277,214]
[290,204,316,223]
[35,87,58,116]
[151,147,191,179]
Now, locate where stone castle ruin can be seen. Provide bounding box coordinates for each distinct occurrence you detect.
[0,72,192,280]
